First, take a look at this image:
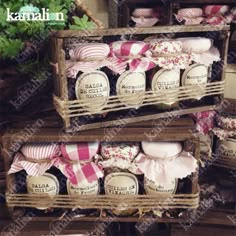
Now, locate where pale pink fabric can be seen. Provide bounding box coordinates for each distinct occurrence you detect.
[135,151,198,183]
[131,17,159,27]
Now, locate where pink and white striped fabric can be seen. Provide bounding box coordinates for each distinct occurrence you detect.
[66,58,126,78]
[69,43,110,61]
[203,5,230,16]
[66,43,127,78]
[57,143,103,185]
[8,143,60,176]
[109,41,155,72]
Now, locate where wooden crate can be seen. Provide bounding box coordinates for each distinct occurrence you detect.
[212,135,236,170]
[110,0,173,27]
[173,0,236,19]
[51,25,230,132]
[2,118,200,220]
[224,64,236,100]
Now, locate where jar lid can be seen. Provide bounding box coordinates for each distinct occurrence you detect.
[177,8,203,18]
[177,37,212,53]
[132,8,155,17]
[148,39,183,55]
[100,142,140,161]
[61,142,100,162]
[141,142,183,159]
[109,41,149,57]
[21,143,60,160]
[69,43,110,61]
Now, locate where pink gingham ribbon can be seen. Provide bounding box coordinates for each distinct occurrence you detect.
[66,43,127,78]
[8,143,60,176]
[57,143,104,185]
[109,41,156,72]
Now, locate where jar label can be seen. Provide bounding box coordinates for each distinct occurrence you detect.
[117,71,146,106]
[75,71,110,112]
[182,64,208,85]
[67,180,99,195]
[105,172,139,195]
[152,69,180,105]
[182,64,208,100]
[144,178,177,195]
[218,139,236,158]
[26,173,59,210]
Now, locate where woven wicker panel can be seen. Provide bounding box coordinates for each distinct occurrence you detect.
[6,192,200,210]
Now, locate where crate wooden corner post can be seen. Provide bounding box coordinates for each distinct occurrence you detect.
[52,35,71,130]
[2,133,21,218]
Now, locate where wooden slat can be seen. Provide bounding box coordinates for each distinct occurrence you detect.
[2,122,197,149]
[54,25,230,38]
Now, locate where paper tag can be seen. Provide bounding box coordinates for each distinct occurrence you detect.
[67,180,99,195]
[75,71,110,112]
[117,71,146,106]
[152,69,180,105]
[144,178,177,195]
[26,173,59,210]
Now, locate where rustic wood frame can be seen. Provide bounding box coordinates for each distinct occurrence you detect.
[51,25,230,132]
[2,119,200,219]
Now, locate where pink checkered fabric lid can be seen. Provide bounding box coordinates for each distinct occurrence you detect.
[57,143,104,185]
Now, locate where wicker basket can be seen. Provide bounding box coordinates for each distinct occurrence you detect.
[51,25,229,132]
[3,119,200,219]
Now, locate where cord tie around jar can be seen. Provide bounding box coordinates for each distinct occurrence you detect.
[109,41,156,72]
[66,43,127,78]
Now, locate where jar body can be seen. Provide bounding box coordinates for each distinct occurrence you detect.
[104,168,139,216]
[149,67,180,109]
[14,167,67,216]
